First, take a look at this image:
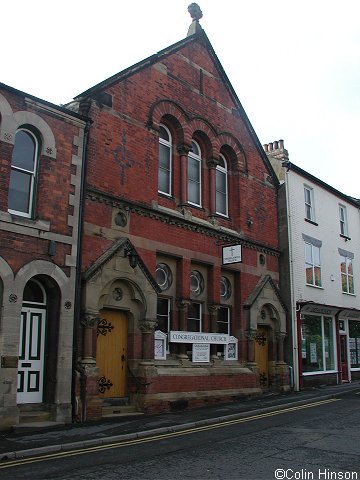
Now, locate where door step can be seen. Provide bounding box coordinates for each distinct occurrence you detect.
[12,421,65,434]
[18,403,54,424]
[102,405,142,418]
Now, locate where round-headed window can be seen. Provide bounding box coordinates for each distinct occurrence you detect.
[220,276,232,300]
[190,270,204,297]
[156,263,173,291]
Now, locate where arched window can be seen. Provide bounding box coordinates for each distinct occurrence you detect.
[158,124,172,196]
[8,128,39,217]
[216,154,228,216]
[188,140,202,207]
[23,278,46,304]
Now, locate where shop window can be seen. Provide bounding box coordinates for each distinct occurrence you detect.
[340,254,354,294]
[301,315,336,373]
[158,124,172,196]
[8,128,39,218]
[349,321,360,368]
[188,302,201,332]
[188,140,201,207]
[216,154,228,216]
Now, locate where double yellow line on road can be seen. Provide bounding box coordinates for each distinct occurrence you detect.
[0,398,339,470]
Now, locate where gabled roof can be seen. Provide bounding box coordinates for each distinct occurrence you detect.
[83,237,161,293]
[73,29,278,186]
[243,274,287,312]
[283,161,360,208]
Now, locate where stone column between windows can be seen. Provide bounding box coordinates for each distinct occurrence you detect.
[176,298,190,359]
[177,144,191,206]
[81,309,100,364]
[207,157,220,217]
[138,319,157,360]
[208,304,220,360]
[275,332,286,363]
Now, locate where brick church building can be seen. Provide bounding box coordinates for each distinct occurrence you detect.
[0,5,290,429]
[70,5,289,420]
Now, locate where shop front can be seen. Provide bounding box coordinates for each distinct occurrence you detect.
[298,303,360,388]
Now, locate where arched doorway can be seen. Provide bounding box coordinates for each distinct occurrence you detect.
[255,325,270,388]
[17,278,47,404]
[97,309,129,398]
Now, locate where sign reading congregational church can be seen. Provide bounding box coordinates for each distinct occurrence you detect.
[169,331,229,344]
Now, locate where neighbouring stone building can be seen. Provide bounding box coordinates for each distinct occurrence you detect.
[0,83,87,430]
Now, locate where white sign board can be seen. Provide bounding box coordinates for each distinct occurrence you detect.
[154,330,167,360]
[192,343,210,363]
[225,336,238,360]
[169,331,229,344]
[222,245,242,265]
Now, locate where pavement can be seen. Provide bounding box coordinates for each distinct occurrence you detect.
[1,381,360,461]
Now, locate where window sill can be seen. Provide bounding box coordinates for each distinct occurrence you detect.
[158,192,174,200]
[302,370,337,376]
[340,234,351,241]
[0,210,50,231]
[306,283,324,289]
[342,291,356,297]
[305,218,318,226]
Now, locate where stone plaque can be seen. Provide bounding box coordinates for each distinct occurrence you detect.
[1,356,18,368]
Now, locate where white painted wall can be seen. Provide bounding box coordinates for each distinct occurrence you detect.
[286,169,360,309]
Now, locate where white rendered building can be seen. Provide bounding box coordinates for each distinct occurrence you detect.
[266,140,360,390]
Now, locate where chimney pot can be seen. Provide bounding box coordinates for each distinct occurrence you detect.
[279,139,284,149]
[263,144,268,152]
[269,143,273,151]
[274,141,279,150]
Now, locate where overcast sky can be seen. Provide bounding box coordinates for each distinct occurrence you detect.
[2,0,359,197]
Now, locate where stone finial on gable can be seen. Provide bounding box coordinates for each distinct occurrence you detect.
[187,3,203,36]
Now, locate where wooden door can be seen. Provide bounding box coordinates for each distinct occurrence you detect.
[255,326,269,388]
[97,309,128,398]
[340,334,349,382]
[17,307,46,404]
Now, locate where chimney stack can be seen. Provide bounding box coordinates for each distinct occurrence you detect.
[263,139,289,183]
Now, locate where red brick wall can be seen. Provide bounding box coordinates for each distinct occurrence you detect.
[0,88,80,273]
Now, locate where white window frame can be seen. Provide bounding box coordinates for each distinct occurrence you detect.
[156,297,171,353]
[304,185,315,222]
[216,154,228,216]
[305,241,322,287]
[188,140,202,207]
[158,124,172,196]
[8,128,39,218]
[187,302,202,332]
[217,306,230,335]
[340,255,354,295]
[339,204,349,237]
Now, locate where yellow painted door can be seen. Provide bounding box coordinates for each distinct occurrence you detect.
[97,309,128,398]
[255,326,269,388]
